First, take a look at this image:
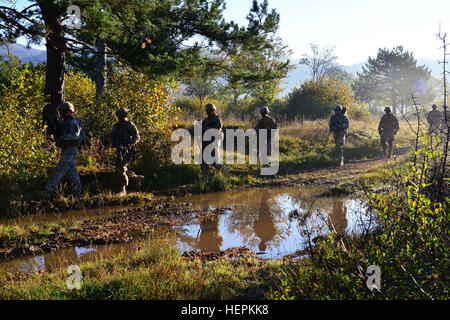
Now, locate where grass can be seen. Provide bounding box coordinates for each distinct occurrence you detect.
[1,116,416,216]
[0,237,287,300]
[3,191,153,218]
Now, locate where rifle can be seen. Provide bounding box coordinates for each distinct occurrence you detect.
[118,144,139,166]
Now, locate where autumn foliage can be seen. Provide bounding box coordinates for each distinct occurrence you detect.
[0,64,179,193]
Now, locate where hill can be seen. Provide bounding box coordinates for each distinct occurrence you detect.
[0,43,46,64]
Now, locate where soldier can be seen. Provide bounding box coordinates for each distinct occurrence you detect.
[41,102,86,197]
[329,105,350,166]
[201,103,223,176]
[111,108,144,196]
[426,104,442,137]
[255,106,278,153]
[378,107,399,159]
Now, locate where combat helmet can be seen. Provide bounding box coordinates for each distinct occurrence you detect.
[57,102,75,114]
[116,107,129,118]
[384,107,392,113]
[205,103,216,112]
[260,106,269,115]
[334,105,342,112]
[432,104,437,110]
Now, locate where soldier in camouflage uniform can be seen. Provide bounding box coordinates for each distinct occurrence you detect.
[378,107,399,159]
[201,103,223,176]
[426,104,442,137]
[255,106,278,166]
[111,108,144,195]
[42,102,86,196]
[329,105,350,166]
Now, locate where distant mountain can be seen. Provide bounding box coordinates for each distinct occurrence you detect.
[0,43,46,64]
[281,58,443,95]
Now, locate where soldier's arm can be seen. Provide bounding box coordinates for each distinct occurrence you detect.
[216,117,223,130]
[78,120,87,147]
[394,117,400,133]
[129,123,140,145]
[271,118,278,129]
[343,116,349,130]
[111,124,121,147]
[378,118,383,135]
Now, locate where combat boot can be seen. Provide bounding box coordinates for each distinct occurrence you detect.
[117,187,127,197]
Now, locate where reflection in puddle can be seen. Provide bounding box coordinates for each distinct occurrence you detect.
[74,247,97,257]
[175,188,376,259]
[0,187,377,273]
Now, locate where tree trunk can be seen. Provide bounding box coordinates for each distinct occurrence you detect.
[40,1,66,134]
[95,39,107,96]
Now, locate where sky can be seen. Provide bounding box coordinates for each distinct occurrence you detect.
[10,0,450,65]
[223,0,450,65]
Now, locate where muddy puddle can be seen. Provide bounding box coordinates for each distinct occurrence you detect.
[0,187,378,274]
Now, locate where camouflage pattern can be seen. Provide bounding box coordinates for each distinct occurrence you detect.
[111,120,141,192]
[45,147,82,194]
[378,113,399,158]
[201,113,223,175]
[378,113,399,136]
[427,109,442,135]
[329,113,350,162]
[380,134,395,159]
[44,116,86,194]
[329,113,350,134]
[202,113,223,133]
[111,120,140,148]
[255,115,278,154]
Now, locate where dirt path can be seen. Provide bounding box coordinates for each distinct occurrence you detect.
[266,146,411,188]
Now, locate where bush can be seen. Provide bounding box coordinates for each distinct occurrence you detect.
[287,77,369,120]
[272,137,449,300]
[0,62,181,200]
[175,96,202,118]
[0,65,56,192]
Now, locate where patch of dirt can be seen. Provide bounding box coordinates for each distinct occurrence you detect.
[0,203,230,261]
[182,246,253,262]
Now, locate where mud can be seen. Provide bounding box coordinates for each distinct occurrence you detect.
[0,203,231,261]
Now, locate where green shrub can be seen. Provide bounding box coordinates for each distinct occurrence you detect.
[0,65,56,192]
[287,77,369,120]
[273,138,449,300]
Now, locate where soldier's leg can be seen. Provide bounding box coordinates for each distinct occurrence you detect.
[45,147,77,193]
[336,132,345,164]
[64,148,82,194]
[125,169,144,191]
[388,136,395,158]
[333,133,339,155]
[380,135,388,158]
[119,166,129,192]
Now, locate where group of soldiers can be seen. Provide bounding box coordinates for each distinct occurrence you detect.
[200,103,278,175]
[330,104,400,165]
[330,103,449,166]
[40,100,448,196]
[40,103,142,197]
